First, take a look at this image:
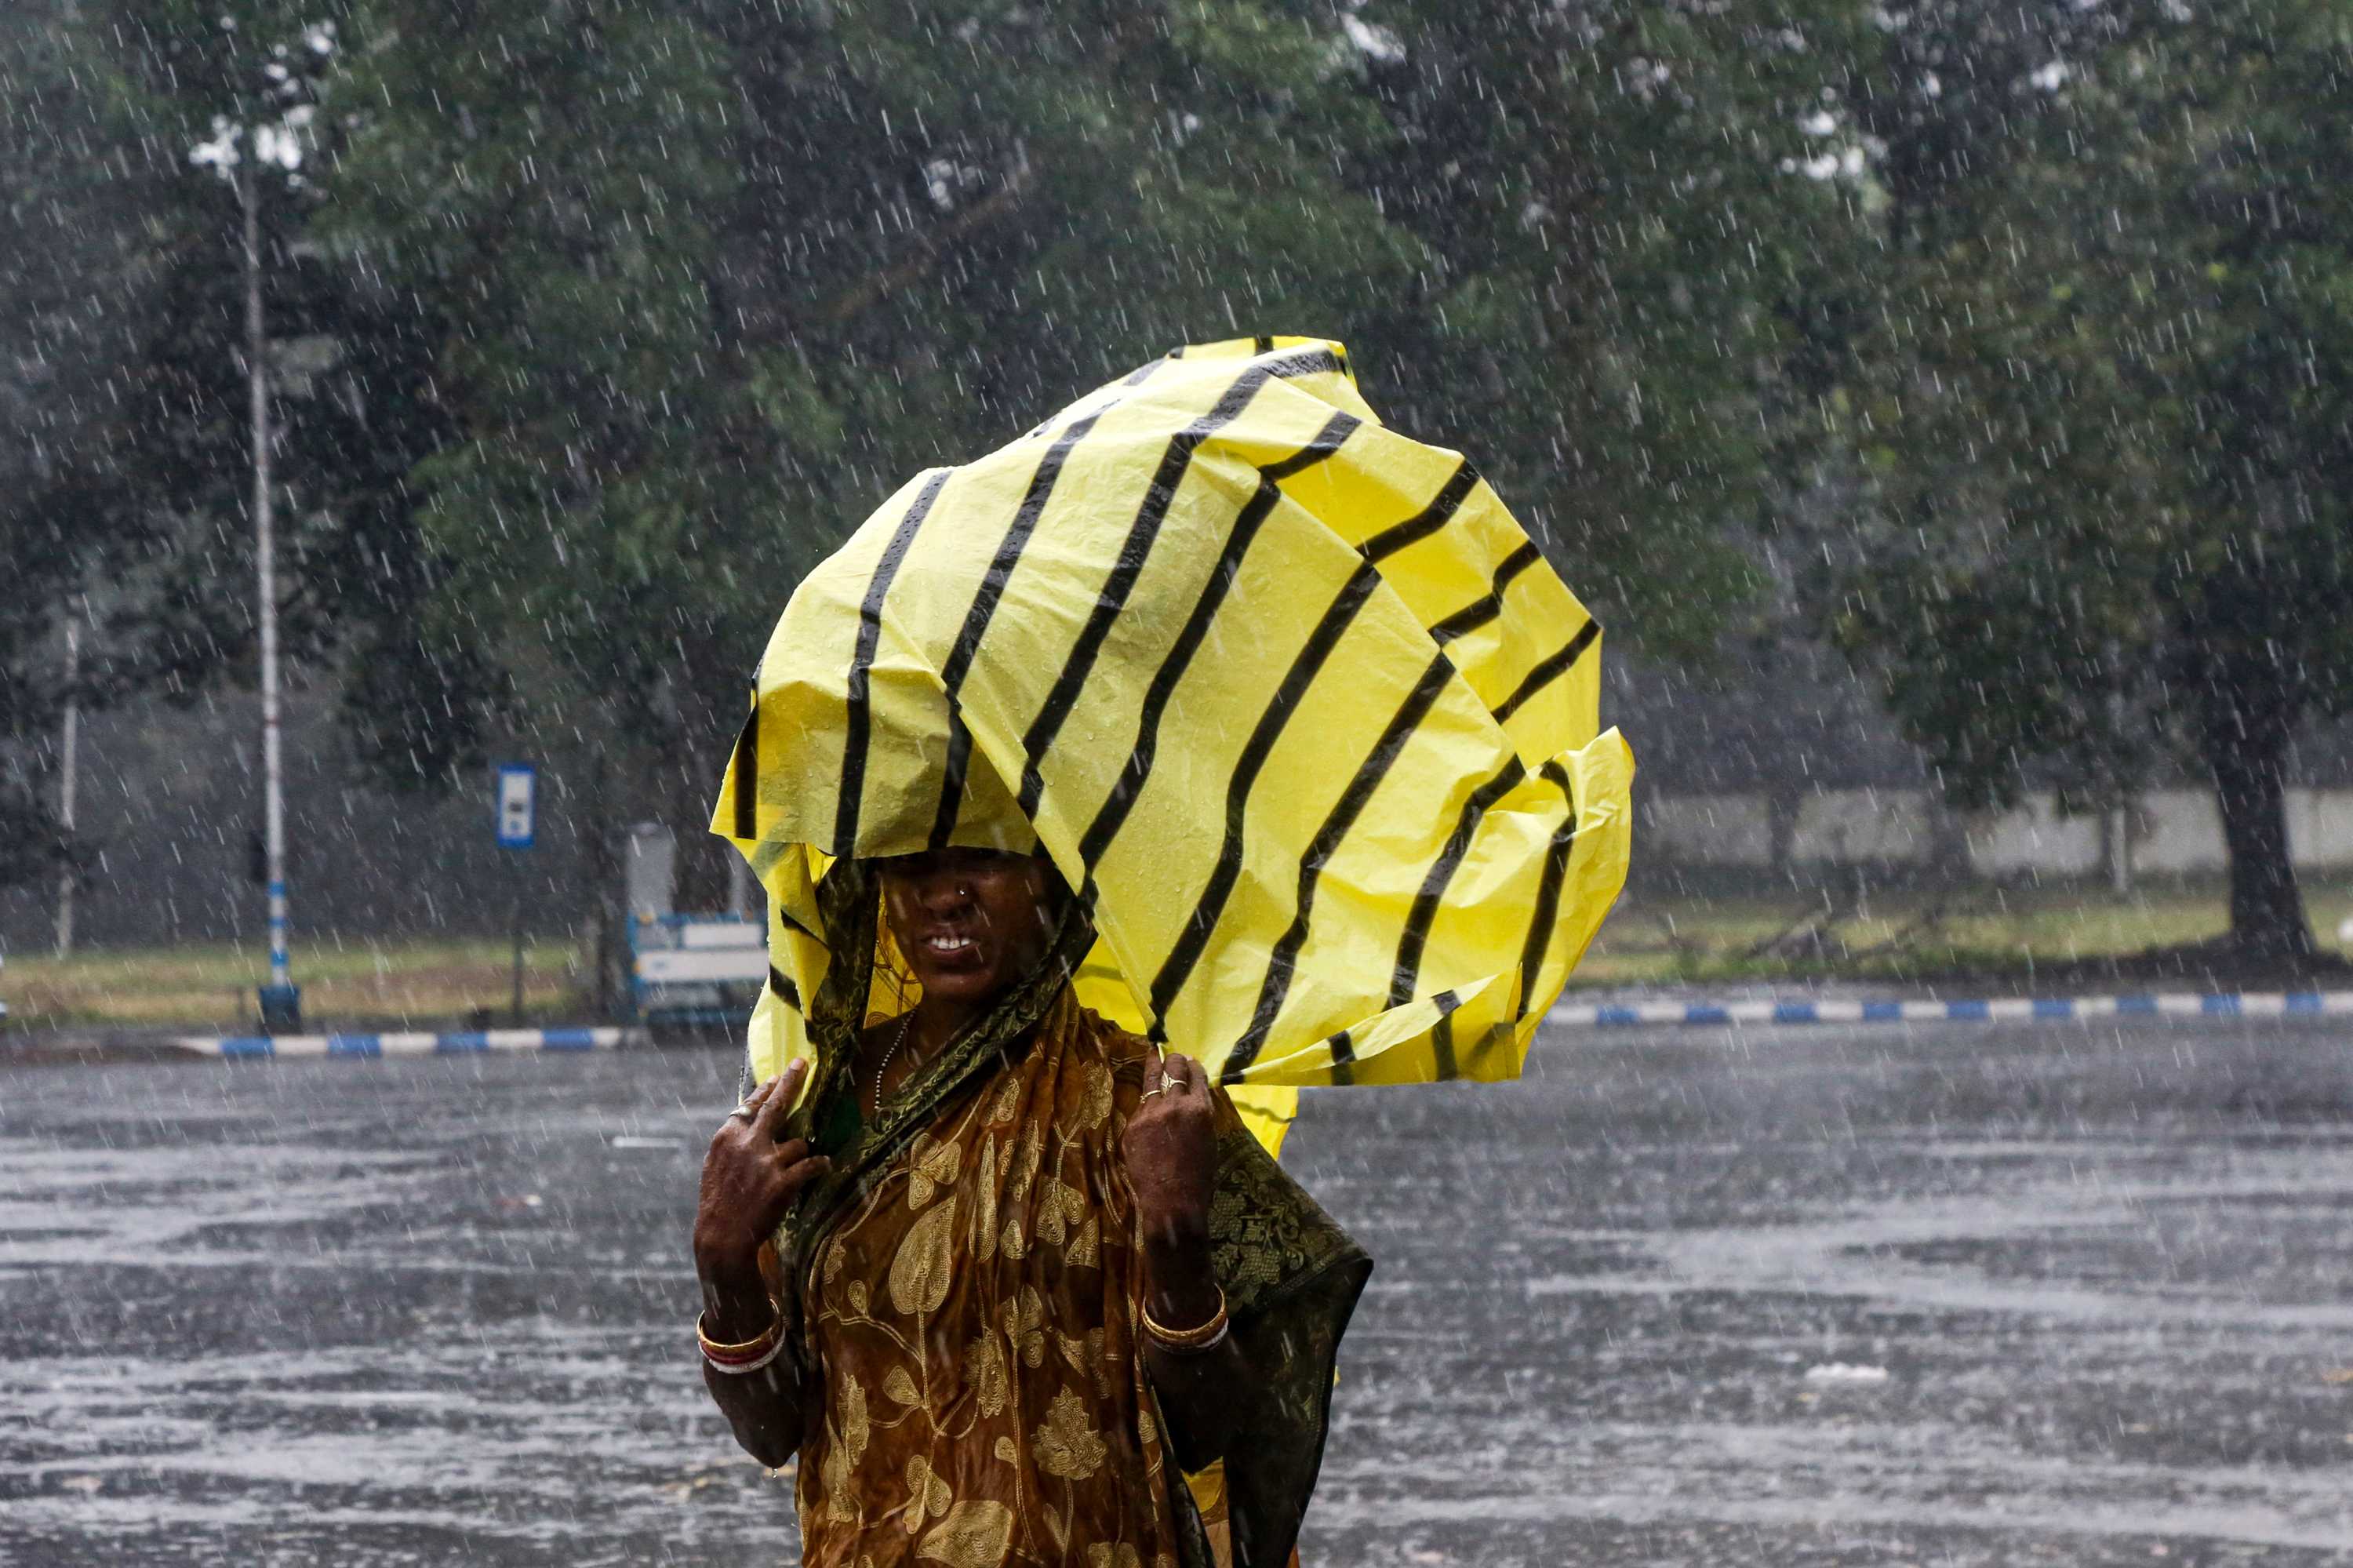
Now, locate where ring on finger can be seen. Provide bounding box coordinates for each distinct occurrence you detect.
[728,1102,757,1122]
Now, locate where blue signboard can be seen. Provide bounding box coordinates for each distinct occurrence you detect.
[495,764,536,849]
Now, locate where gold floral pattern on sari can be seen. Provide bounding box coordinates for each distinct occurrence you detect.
[792,992,1182,1567]
[887,1196,957,1315]
[907,1134,962,1210]
[773,862,1367,1568]
[1033,1387,1107,1480]
[918,1500,1016,1567]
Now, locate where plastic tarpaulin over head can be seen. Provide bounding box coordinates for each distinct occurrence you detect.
[714,336,1633,1113]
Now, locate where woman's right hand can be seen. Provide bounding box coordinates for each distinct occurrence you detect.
[693,1058,831,1278]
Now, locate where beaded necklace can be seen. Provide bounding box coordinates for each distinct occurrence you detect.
[867,1011,916,1122]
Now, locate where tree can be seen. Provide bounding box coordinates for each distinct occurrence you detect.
[21,1,496,782]
[321,0,1886,833]
[1826,0,2353,959]
[20,0,1898,933]
[319,0,763,767]
[0,0,176,889]
[315,0,1438,893]
[1351,0,1882,660]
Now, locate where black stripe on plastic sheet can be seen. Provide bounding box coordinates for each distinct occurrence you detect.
[729,704,759,841]
[928,409,1111,847]
[1493,617,1599,726]
[768,966,802,1012]
[1074,409,1360,879]
[835,468,952,853]
[1016,365,1290,817]
[1360,458,1479,564]
[1145,555,1385,1035]
[1514,759,1580,1022]
[1428,989,1467,1080]
[1219,648,1455,1083]
[1431,541,1543,646]
[1389,756,1529,1007]
[1263,409,1360,480]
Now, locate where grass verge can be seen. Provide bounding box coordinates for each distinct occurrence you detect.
[7,875,2353,1031]
[1573,873,2353,992]
[0,937,588,1033]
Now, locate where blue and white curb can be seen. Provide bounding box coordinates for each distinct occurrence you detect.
[176,1025,638,1059]
[1547,991,2353,1028]
[144,991,2353,1056]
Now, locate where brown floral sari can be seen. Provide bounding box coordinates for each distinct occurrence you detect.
[767,863,1370,1568]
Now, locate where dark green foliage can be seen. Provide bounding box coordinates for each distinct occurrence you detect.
[1,0,1889,896]
[310,0,1446,842]
[1825,0,2353,956]
[316,0,1875,759]
[1356,0,1880,660]
[11,0,496,797]
[0,0,169,882]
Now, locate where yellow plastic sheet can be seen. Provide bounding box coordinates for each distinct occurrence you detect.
[714,337,1633,1148]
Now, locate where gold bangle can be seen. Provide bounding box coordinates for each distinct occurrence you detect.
[696,1301,784,1359]
[1142,1287,1229,1353]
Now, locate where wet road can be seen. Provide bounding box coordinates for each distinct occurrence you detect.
[5,1016,2353,1565]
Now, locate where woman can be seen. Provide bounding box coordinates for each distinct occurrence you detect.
[693,845,1369,1568]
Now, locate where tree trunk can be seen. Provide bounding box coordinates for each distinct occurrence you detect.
[54,608,79,958]
[2203,711,2315,962]
[581,745,623,1019]
[1766,781,1802,883]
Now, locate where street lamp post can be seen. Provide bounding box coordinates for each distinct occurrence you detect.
[241,155,299,1032]
[189,24,330,1035]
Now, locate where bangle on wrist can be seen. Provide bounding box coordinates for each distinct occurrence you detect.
[698,1298,788,1375]
[1141,1286,1230,1355]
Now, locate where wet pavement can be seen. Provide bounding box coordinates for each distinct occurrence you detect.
[5,1015,2353,1565]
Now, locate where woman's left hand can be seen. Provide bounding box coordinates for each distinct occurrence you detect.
[1126,1045,1242,1465]
[1121,1044,1218,1247]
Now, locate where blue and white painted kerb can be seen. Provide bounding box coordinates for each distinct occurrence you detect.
[176,1026,635,1059]
[163,992,2353,1057]
[1547,991,2353,1028]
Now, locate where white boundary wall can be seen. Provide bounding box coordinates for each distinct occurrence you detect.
[1644,788,2353,874]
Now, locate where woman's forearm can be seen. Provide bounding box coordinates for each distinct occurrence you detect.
[696,1246,809,1467]
[1140,1235,1246,1465]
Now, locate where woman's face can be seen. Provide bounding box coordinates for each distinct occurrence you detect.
[877,847,1061,1013]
